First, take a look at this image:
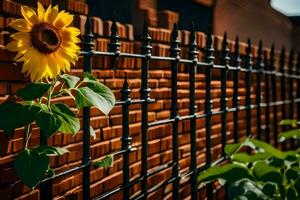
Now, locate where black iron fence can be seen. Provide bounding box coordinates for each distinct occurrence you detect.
[37,4,300,200]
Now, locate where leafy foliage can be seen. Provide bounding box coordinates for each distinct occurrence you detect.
[93,154,114,168]
[0,72,115,188]
[197,138,300,200]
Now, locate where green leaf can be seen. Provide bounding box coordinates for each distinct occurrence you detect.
[83,72,97,82]
[36,110,62,137]
[262,182,278,198]
[231,152,271,163]
[51,103,80,134]
[279,119,297,127]
[279,129,300,142]
[76,86,115,115]
[61,74,80,88]
[33,145,69,156]
[224,139,256,156]
[228,179,269,200]
[0,101,35,136]
[16,82,51,100]
[252,162,283,184]
[250,139,286,160]
[286,185,297,200]
[93,154,114,168]
[286,167,300,181]
[197,164,250,183]
[15,149,50,189]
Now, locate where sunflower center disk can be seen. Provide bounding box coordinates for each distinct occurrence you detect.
[31,23,61,54]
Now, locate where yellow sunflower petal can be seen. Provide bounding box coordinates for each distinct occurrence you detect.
[62,27,81,37]
[45,5,58,23]
[21,5,38,25]
[56,48,77,65]
[9,19,32,32]
[53,11,73,29]
[61,29,81,43]
[47,55,60,78]
[37,2,45,22]
[4,40,31,52]
[10,32,31,43]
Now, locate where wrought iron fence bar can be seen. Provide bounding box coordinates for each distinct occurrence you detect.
[220,32,229,156]
[280,47,287,149]
[82,15,94,200]
[245,39,253,137]
[270,45,279,147]
[140,19,152,199]
[170,23,181,200]
[232,36,241,143]
[121,75,132,200]
[115,98,155,106]
[297,53,300,125]
[204,26,214,199]
[288,49,295,148]
[256,41,263,140]
[188,23,198,200]
[264,51,271,142]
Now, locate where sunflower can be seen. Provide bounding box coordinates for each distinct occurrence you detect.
[5,2,81,82]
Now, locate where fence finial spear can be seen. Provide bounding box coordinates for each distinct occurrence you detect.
[280,46,286,72]
[221,32,229,66]
[84,15,93,36]
[297,52,300,75]
[233,36,241,68]
[189,22,196,43]
[257,40,264,70]
[142,18,150,37]
[288,49,294,74]
[171,23,179,40]
[245,38,253,69]
[205,25,214,64]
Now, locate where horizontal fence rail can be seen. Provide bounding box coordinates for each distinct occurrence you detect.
[29,3,300,200]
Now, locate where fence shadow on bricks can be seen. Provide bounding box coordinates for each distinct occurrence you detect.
[0,1,300,200]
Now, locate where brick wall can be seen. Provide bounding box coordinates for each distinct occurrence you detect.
[0,0,297,200]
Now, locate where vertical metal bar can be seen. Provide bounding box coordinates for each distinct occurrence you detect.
[140,19,152,199]
[264,51,271,143]
[232,37,241,143]
[109,14,121,70]
[39,136,52,200]
[220,32,229,156]
[121,75,132,200]
[297,53,300,128]
[204,26,214,199]
[256,41,263,140]
[188,23,198,200]
[82,16,94,200]
[245,39,253,137]
[170,23,180,200]
[270,45,279,147]
[288,49,295,148]
[280,47,287,149]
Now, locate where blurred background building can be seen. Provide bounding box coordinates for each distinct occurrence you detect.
[89,0,300,52]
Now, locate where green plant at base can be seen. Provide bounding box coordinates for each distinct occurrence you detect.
[0,72,115,189]
[197,138,300,200]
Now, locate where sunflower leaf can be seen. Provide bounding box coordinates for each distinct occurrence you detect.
[61,74,80,88]
[32,145,69,156]
[197,163,251,183]
[0,101,35,136]
[16,82,51,100]
[76,86,115,115]
[36,110,62,137]
[15,149,50,189]
[51,103,80,135]
[93,154,114,168]
[279,129,300,142]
